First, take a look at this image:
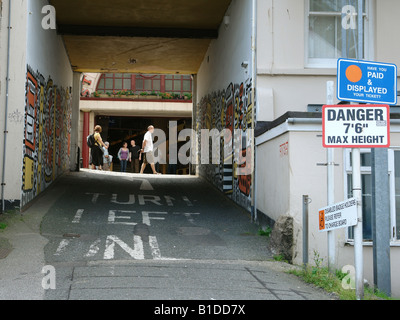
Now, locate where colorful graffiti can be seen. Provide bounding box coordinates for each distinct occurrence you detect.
[22,66,72,207]
[81,75,92,97]
[81,74,98,97]
[196,78,255,211]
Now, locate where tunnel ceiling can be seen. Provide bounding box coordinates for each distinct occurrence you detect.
[50,0,232,74]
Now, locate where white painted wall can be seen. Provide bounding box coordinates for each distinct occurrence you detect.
[0,0,74,207]
[257,124,400,297]
[255,0,400,122]
[0,0,28,205]
[18,0,73,207]
[256,132,290,222]
[27,0,72,87]
[195,0,254,210]
[196,0,253,99]
[255,0,400,297]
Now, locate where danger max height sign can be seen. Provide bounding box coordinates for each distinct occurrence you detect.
[323,105,390,148]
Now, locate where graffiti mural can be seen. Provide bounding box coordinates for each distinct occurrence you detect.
[197,78,255,211]
[80,73,97,97]
[22,66,72,207]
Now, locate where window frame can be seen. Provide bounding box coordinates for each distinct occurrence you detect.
[305,0,373,69]
[165,75,193,95]
[95,73,193,96]
[96,73,133,93]
[344,148,400,245]
[134,74,162,93]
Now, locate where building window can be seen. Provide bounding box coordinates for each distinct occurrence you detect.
[306,0,369,68]
[96,73,192,96]
[135,74,161,93]
[345,149,400,242]
[97,73,132,93]
[165,75,192,95]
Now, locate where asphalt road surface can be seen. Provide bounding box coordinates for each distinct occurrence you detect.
[37,170,331,300]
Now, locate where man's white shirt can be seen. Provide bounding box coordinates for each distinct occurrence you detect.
[143,131,153,153]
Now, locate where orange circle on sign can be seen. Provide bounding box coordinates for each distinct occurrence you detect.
[346,65,363,83]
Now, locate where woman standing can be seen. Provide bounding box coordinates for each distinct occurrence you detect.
[118,142,130,173]
[91,125,108,171]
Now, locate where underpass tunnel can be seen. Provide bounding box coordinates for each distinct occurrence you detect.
[79,73,193,175]
[0,0,256,218]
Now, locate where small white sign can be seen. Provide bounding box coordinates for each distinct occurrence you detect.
[323,105,390,148]
[319,198,358,232]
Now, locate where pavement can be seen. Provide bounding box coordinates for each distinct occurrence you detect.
[0,170,333,300]
[0,182,64,300]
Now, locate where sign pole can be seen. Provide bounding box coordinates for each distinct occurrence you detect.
[371,148,391,296]
[354,0,364,300]
[326,81,336,273]
[352,148,364,300]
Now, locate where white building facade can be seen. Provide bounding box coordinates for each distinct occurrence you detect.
[194,0,400,296]
[253,0,400,296]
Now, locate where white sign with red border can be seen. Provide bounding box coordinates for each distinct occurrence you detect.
[322,105,390,148]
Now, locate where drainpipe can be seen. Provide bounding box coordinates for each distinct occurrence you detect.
[1,0,12,213]
[251,0,258,222]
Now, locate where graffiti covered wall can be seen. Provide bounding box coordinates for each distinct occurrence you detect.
[22,66,72,207]
[196,78,255,211]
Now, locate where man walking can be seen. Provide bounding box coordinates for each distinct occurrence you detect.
[140,126,160,175]
[129,140,141,173]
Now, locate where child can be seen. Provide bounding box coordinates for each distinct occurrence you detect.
[102,142,113,171]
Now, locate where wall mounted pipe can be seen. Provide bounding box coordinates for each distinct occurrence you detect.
[251,0,258,222]
[1,0,12,213]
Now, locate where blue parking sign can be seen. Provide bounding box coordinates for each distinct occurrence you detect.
[337,58,397,105]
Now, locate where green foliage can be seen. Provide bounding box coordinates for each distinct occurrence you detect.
[258,226,272,237]
[273,254,286,262]
[288,250,395,300]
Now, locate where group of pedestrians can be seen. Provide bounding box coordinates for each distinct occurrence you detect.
[90,125,161,175]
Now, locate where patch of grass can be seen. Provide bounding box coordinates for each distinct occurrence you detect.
[273,254,288,263]
[288,251,395,300]
[0,209,22,230]
[258,226,272,237]
[288,266,355,300]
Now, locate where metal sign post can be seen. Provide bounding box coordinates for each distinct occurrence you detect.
[371,148,391,297]
[326,81,336,273]
[323,104,390,300]
[354,0,364,301]
[334,0,395,299]
[352,148,364,300]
